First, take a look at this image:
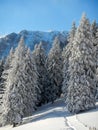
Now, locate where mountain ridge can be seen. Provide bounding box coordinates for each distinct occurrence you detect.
[0,30,68,59]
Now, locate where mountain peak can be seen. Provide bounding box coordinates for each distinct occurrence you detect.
[0,30,68,59]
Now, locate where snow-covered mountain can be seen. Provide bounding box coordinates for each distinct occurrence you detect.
[0,30,68,59]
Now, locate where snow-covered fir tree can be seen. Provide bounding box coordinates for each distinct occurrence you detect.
[62,21,76,59]
[0,59,5,87]
[32,42,49,105]
[1,36,38,125]
[64,14,96,113]
[3,48,14,81]
[91,20,98,98]
[1,37,26,125]
[1,48,14,93]
[47,37,63,102]
[62,22,76,100]
[0,49,14,116]
[91,20,97,46]
[0,59,5,79]
[4,48,14,70]
[0,59,5,107]
[22,48,38,116]
[94,26,98,99]
[68,21,76,44]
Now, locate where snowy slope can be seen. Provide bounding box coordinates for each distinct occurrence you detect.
[76,102,98,129]
[67,102,98,130]
[0,99,73,130]
[0,99,98,130]
[0,30,68,59]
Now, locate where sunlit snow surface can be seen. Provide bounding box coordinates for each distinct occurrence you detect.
[0,99,98,130]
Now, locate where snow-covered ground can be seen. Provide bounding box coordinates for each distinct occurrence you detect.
[66,102,98,130]
[0,99,98,130]
[76,102,98,129]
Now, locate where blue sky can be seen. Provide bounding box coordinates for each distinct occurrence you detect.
[0,0,98,35]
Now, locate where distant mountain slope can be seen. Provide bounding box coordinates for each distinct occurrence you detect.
[0,30,68,59]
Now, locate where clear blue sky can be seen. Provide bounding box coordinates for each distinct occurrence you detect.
[0,0,98,35]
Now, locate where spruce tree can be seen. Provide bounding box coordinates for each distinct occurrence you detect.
[91,21,98,99]
[62,22,76,100]
[47,37,63,102]
[1,36,39,126]
[1,37,26,125]
[32,42,49,105]
[0,59,5,110]
[0,49,14,116]
[91,20,97,46]
[94,27,98,99]
[1,48,14,95]
[64,14,96,113]
[4,48,14,70]
[22,48,38,116]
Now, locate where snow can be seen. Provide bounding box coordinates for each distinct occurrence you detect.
[0,99,73,130]
[76,102,98,129]
[67,102,98,130]
[0,99,98,130]
[19,30,67,46]
[0,36,4,38]
[0,30,68,59]
[67,114,88,130]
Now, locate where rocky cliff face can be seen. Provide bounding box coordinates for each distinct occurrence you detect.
[0,30,68,59]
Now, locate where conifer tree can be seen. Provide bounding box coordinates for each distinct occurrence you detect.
[4,48,14,70]
[47,37,63,102]
[91,20,97,46]
[0,49,14,116]
[32,42,49,105]
[1,36,39,126]
[1,48,14,93]
[1,37,26,125]
[94,27,98,99]
[22,48,38,116]
[0,59,5,87]
[0,59,5,108]
[91,21,98,99]
[0,59,5,79]
[62,22,76,99]
[64,14,96,113]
